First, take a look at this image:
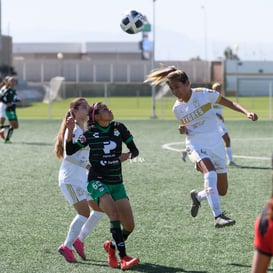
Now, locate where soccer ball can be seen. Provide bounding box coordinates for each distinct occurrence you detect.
[120,10,145,34]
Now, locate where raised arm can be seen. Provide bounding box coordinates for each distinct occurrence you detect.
[65,116,82,155]
[219,96,258,121]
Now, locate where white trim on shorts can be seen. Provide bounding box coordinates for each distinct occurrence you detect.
[59,184,92,205]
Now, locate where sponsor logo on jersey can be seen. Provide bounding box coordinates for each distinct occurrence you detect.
[79,135,87,143]
[181,103,211,124]
[103,140,117,154]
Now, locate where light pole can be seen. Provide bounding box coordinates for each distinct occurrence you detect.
[57,52,64,76]
[151,0,157,119]
[201,6,207,60]
[234,44,240,101]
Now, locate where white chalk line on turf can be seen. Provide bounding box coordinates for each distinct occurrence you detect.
[162,142,271,161]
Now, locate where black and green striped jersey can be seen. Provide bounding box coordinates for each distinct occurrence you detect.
[1,87,19,111]
[66,121,139,185]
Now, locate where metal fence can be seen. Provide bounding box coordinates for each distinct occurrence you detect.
[13,59,211,84]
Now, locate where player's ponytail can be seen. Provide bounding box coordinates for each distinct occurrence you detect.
[144,64,177,86]
[144,64,189,87]
[55,97,88,159]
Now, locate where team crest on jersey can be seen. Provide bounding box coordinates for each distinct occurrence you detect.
[193,99,200,108]
[78,135,87,143]
[113,129,120,137]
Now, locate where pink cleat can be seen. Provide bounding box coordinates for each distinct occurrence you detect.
[73,238,86,260]
[104,240,118,268]
[120,255,140,270]
[58,243,77,263]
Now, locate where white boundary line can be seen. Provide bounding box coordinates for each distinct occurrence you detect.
[162,141,271,161]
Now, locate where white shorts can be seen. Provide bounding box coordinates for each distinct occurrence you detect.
[0,102,6,119]
[59,183,91,205]
[218,120,228,136]
[187,142,227,173]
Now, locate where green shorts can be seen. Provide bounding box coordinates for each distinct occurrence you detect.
[5,110,17,121]
[87,180,128,203]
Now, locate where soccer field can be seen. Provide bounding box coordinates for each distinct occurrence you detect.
[1,118,273,273]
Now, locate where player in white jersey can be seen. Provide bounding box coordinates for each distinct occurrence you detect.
[0,77,9,140]
[144,65,258,228]
[212,82,237,166]
[55,98,104,263]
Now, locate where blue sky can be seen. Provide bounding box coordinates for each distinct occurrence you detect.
[2,0,273,61]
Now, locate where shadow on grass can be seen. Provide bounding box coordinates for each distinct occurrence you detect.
[237,165,272,170]
[87,261,207,273]
[78,260,207,273]
[229,163,272,170]
[134,263,207,273]
[15,141,54,146]
[45,249,207,273]
[229,263,273,272]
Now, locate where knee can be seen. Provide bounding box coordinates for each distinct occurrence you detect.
[108,208,120,221]
[81,211,90,218]
[122,219,135,233]
[127,222,135,233]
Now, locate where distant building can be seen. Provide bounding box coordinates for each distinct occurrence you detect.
[0,35,12,66]
[12,42,213,85]
[13,42,145,61]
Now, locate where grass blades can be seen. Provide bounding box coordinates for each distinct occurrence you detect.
[0,118,272,273]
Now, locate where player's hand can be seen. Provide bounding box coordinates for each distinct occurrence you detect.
[247,112,258,121]
[178,125,188,135]
[119,152,131,162]
[66,116,75,131]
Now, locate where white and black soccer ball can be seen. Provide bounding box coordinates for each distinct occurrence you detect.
[120,10,145,34]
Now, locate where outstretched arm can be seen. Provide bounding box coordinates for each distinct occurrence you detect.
[219,96,258,121]
[119,140,139,162]
[65,116,82,155]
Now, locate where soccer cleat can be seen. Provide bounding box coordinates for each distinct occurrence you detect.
[214,214,236,228]
[181,150,187,162]
[73,238,86,260]
[58,243,77,263]
[104,240,118,268]
[228,161,239,167]
[4,140,12,144]
[120,256,140,270]
[190,190,201,217]
[0,130,5,140]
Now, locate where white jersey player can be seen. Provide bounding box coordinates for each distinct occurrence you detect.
[0,77,8,140]
[55,98,104,263]
[144,65,258,228]
[58,123,90,190]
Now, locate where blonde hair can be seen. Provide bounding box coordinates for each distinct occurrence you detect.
[54,97,88,159]
[212,82,222,90]
[144,64,189,86]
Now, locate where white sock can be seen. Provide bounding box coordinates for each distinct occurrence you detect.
[79,211,104,241]
[204,171,222,217]
[197,190,207,202]
[64,214,87,249]
[226,147,233,162]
